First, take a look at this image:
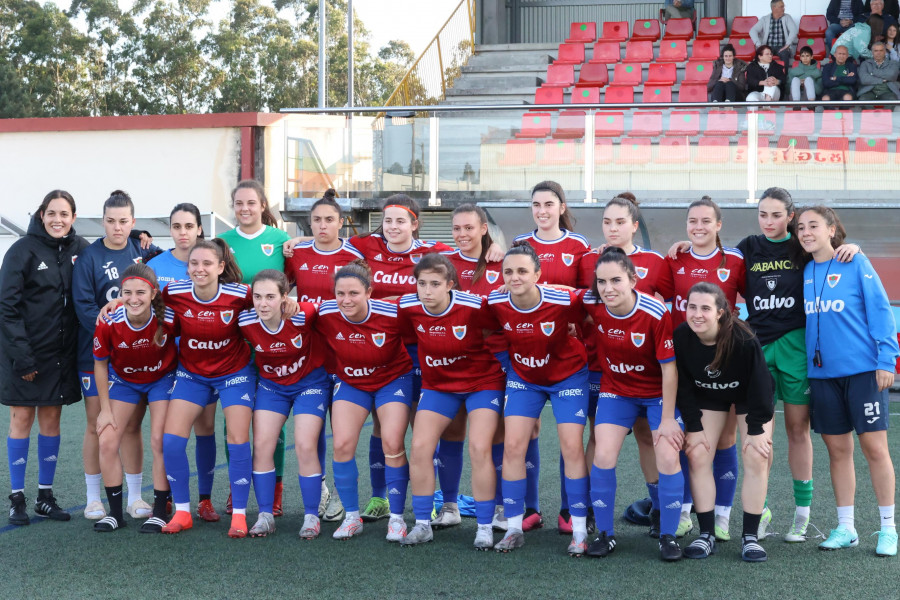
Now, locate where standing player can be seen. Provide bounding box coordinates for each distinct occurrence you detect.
[798,206,898,557]
[397,254,504,549]
[1,191,88,525]
[239,270,330,538]
[582,248,685,562]
[676,283,774,562]
[487,243,591,556]
[73,190,161,521]
[315,261,414,541]
[93,264,176,533]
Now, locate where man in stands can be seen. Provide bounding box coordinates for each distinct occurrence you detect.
[826,0,865,48]
[821,44,860,101]
[858,0,898,40]
[858,41,900,99]
[663,0,693,21]
[863,0,899,20]
[750,0,799,64]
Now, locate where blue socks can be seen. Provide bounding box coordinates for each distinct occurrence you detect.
[252,469,276,513]
[412,494,433,521]
[7,437,29,492]
[564,476,589,518]
[658,471,685,537]
[227,442,252,511]
[37,434,60,488]
[299,474,322,515]
[333,459,359,512]
[475,500,494,526]
[559,453,569,511]
[437,440,464,503]
[502,478,527,519]
[162,433,191,504]
[492,443,504,505]
[590,465,616,535]
[524,438,541,511]
[385,464,409,515]
[369,435,386,498]
[646,480,660,511]
[680,451,693,505]
[714,445,739,508]
[194,434,216,497]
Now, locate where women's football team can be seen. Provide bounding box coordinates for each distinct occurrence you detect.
[0,182,896,561]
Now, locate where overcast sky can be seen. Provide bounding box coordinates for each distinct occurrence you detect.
[354,0,461,56]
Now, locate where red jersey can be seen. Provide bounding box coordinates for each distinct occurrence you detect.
[315,299,413,391]
[666,246,746,327]
[398,291,506,393]
[93,306,176,384]
[163,281,252,377]
[286,239,364,303]
[488,287,587,385]
[578,245,674,297]
[514,230,590,288]
[582,290,675,399]
[238,304,323,386]
[442,249,507,355]
[349,234,452,299]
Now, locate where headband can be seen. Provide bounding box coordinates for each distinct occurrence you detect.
[122,276,157,290]
[384,204,418,219]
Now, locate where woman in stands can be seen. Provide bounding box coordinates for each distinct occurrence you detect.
[147,203,220,523]
[797,206,898,557]
[1,190,88,526]
[676,283,774,562]
[487,242,591,556]
[745,45,786,102]
[708,44,749,102]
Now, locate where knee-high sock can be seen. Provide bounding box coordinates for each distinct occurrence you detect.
[437,440,463,502]
[7,437,29,492]
[333,459,359,513]
[368,435,386,498]
[714,445,739,508]
[475,500,494,526]
[680,451,693,505]
[524,438,541,511]
[299,474,322,516]
[162,433,191,505]
[502,478,527,520]
[385,464,409,515]
[658,472,685,537]
[412,494,433,521]
[37,434,60,488]
[252,469,276,513]
[227,442,252,511]
[565,476,589,518]
[492,443,504,505]
[590,465,616,536]
[647,480,660,511]
[194,434,216,497]
[274,427,285,479]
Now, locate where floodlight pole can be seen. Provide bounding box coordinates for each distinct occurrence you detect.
[348,0,354,108]
[318,0,327,107]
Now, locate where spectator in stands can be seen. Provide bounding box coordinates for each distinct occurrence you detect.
[750,0,799,64]
[663,0,694,21]
[788,46,824,100]
[863,0,900,18]
[858,41,900,99]
[885,22,900,58]
[821,44,860,100]
[746,45,786,101]
[826,0,865,48]
[858,0,898,38]
[833,17,878,60]
[708,44,748,101]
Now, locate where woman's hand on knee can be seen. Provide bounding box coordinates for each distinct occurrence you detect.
[684,431,709,458]
[743,433,772,460]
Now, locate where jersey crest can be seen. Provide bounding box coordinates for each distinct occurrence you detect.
[220,310,234,324]
[827,273,841,288]
[561,253,574,267]
[371,332,386,347]
[261,244,274,257]
[452,325,467,340]
[159,334,168,347]
[291,333,303,348]
[635,266,648,279]
[540,322,555,336]
[132,257,142,264]
[631,332,646,348]
[717,268,730,282]
[486,270,500,284]
[410,253,422,264]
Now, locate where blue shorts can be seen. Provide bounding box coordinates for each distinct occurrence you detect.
[494,351,511,374]
[595,392,685,431]
[809,372,890,436]
[418,388,503,419]
[170,363,256,410]
[332,371,414,412]
[588,370,602,421]
[107,368,175,404]
[504,367,589,425]
[80,371,98,397]
[255,367,330,418]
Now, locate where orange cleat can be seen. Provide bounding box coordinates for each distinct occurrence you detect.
[161,510,193,534]
[196,499,220,522]
[273,481,284,518]
[228,514,248,538]
[225,492,233,515]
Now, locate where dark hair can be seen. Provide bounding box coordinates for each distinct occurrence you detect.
[413,253,459,289]
[721,43,736,58]
[591,246,637,298]
[38,190,76,216]
[365,194,421,239]
[755,44,774,60]
[169,203,204,239]
[504,240,541,272]
[868,14,885,45]
[687,196,726,268]
[797,205,847,251]
[759,187,804,268]
[605,193,641,223]
[311,188,343,219]
[886,23,899,41]
[189,238,243,284]
[232,180,279,227]
[451,203,495,284]
[120,263,167,346]
[688,282,755,374]
[334,259,372,290]
[104,190,134,216]
[531,181,575,231]
[798,45,813,56]
[251,268,290,297]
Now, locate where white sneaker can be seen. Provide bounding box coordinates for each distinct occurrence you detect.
[299,514,321,540]
[318,481,331,519]
[784,510,810,543]
[474,524,494,550]
[431,503,461,529]
[323,488,345,522]
[333,515,363,540]
[386,516,407,542]
[758,506,773,540]
[249,512,275,537]
[491,505,508,532]
[400,522,433,546]
[126,499,152,519]
[84,500,106,520]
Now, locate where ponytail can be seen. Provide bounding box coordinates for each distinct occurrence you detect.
[452,203,495,283]
[191,238,243,285]
[120,264,166,346]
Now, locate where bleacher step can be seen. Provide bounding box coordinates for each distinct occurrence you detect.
[452,76,543,90]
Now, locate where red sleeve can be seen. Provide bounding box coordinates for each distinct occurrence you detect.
[577,252,598,290]
[568,289,587,322]
[655,311,676,363]
[655,257,675,301]
[349,235,376,256]
[424,241,454,253]
[92,320,111,362]
[474,297,501,331]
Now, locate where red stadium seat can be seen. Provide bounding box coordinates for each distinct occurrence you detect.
[514,112,552,139]
[697,136,731,162]
[631,111,663,136]
[612,63,643,86]
[854,137,889,163]
[632,19,661,41]
[683,60,713,82]
[624,40,654,63]
[601,21,629,42]
[820,110,854,135]
[595,138,614,162]
[705,110,738,136]
[657,137,691,163]
[860,109,892,135]
[776,135,811,162]
[691,39,721,60]
[667,110,700,136]
[566,22,597,44]
[590,41,622,64]
[697,17,726,40]
[646,63,677,85]
[539,139,578,165]
[604,86,634,103]
[735,134,771,163]
[816,136,850,163]
[575,63,609,88]
[798,15,827,37]
[553,109,586,139]
[556,43,585,65]
[752,110,777,136]
[617,137,652,164]
[544,63,575,87]
[595,112,625,137]
[658,40,688,62]
[643,85,673,103]
[730,16,758,36]
[498,139,536,166]
[663,18,694,40]
[729,37,756,61]
[795,37,827,60]
[782,109,815,136]
[678,83,708,102]
[571,87,601,104]
[535,85,564,106]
